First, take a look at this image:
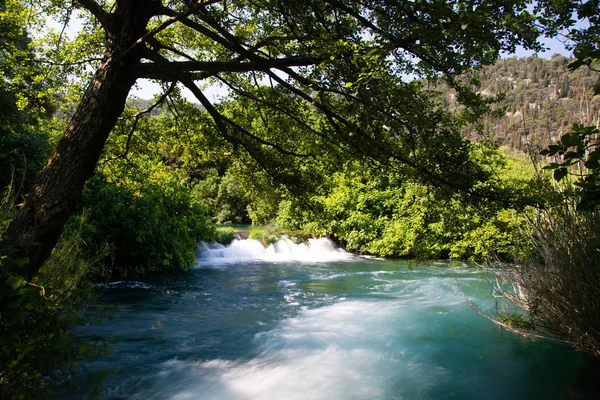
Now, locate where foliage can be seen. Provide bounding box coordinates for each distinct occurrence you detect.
[493,121,600,359]
[277,147,541,261]
[3,0,560,280]
[536,0,600,92]
[192,168,254,226]
[489,0,600,357]
[247,225,310,247]
[0,8,95,396]
[0,0,56,115]
[106,100,252,226]
[248,228,279,246]
[79,166,214,278]
[0,0,598,391]
[53,101,226,278]
[3,84,226,398]
[213,227,235,245]
[498,198,600,358]
[212,171,250,224]
[541,123,600,211]
[0,0,57,195]
[229,166,284,226]
[0,119,50,195]
[1,203,109,399]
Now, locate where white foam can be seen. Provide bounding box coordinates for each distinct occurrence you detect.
[124,275,478,400]
[141,300,419,400]
[196,237,354,266]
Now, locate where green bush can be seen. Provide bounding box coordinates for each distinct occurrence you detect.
[280,148,540,261]
[213,227,235,244]
[248,228,278,247]
[193,170,251,224]
[80,172,214,277]
[1,209,109,399]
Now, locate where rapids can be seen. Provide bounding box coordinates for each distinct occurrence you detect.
[67,238,599,399]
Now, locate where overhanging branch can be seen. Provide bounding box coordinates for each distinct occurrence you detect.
[76,0,115,32]
[134,56,317,80]
[123,3,203,57]
[103,82,177,164]
[216,76,352,160]
[180,77,313,158]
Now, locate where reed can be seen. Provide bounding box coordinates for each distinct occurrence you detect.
[499,199,600,358]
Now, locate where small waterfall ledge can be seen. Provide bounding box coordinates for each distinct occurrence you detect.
[197,237,354,266]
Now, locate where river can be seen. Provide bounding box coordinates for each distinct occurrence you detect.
[70,238,599,399]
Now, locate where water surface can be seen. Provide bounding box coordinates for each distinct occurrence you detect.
[71,238,599,399]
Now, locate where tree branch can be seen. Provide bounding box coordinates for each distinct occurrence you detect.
[180,77,313,158]
[123,3,203,57]
[39,57,104,67]
[103,82,177,163]
[75,0,115,32]
[179,77,316,192]
[134,56,317,80]
[147,37,197,62]
[176,15,242,55]
[216,75,351,160]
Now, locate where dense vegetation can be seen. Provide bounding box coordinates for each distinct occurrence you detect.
[0,0,599,397]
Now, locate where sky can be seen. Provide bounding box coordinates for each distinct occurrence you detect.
[510,34,572,59]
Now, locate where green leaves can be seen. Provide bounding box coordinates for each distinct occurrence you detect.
[593,80,600,96]
[560,132,584,148]
[541,124,600,209]
[79,162,215,277]
[5,276,26,290]
[290,147,536,261]
[553,168,568,182]
[584,150,600,169]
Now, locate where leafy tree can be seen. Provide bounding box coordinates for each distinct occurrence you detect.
[284,148,541,261]
[1,0,547,281]
[541,124,600,210]
[0,0,56,194]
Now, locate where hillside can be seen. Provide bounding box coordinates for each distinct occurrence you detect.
[444,54,600,150]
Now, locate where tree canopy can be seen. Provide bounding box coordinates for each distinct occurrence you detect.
[0,0,595,278]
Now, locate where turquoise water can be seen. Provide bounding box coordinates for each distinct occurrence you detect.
[71,239,599,399]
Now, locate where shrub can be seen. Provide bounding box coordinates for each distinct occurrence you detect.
[498,124,600,358]
[80,172,214,277]
[1,206,109,398]
[193,170,251,224]
[293,150,537,261]
[498,202,600,358]
[248,228,278,246]
[213,227,235,244]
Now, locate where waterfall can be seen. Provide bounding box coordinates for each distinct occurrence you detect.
[197,237,353,266]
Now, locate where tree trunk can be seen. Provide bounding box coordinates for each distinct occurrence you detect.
[2,3,155,280]
[3,55,135,280]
